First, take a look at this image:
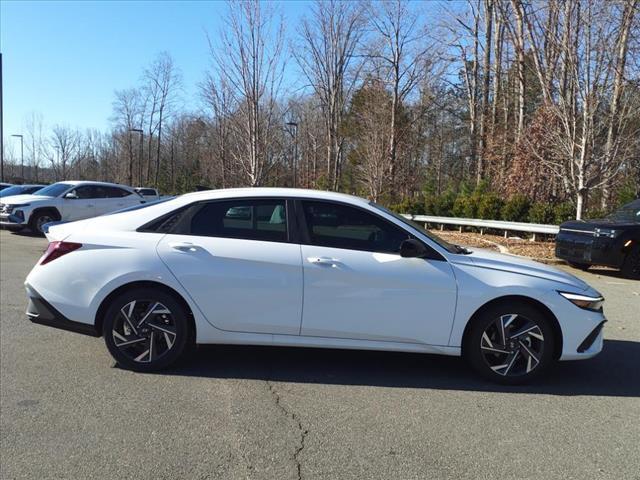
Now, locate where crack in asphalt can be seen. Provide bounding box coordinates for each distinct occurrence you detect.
[266,380,308,480]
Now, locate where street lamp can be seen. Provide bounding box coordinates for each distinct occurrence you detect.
[130,128,144,186]
[285,121,298,188]
[11,134,24,180]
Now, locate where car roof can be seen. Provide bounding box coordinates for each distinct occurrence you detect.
[180,187,371,207]
[57,180,134,190]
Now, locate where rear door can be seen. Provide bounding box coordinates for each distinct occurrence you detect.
[157,198,303,335]
[101,186,141,213]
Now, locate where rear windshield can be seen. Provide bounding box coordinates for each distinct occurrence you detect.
[103,197,173,216]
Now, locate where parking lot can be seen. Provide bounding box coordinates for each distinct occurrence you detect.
[1,228,639,479]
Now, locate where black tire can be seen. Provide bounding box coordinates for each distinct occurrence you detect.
[568,261,590,271]
[103,288,193,372]
[464,302,557,385]
[28,210,58,235]
[621,246,640,280]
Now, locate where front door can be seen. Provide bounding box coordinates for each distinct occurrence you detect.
[299,200,457,346]
[61,185,96,221]
[157,198,303,335]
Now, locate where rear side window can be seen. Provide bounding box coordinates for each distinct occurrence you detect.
[137,188,157,196]
[188,200,288,242]
[103,186,133,198]
[301,201,410,253]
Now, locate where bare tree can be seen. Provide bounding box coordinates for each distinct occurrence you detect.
[295,0,366,190]
[50,125,79,180]
[211,0,286,186]
[112,88,144,185]
[367,0,437,191]
[24,112,46,182]
[143,52,181,188]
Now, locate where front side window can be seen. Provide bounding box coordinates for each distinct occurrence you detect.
[301,201,410,253]
[188,199,288,242]
[72,186,99,199]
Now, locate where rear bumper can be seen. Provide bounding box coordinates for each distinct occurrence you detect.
[26,286,99,337]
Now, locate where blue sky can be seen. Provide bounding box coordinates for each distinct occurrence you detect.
[0,0,311,139]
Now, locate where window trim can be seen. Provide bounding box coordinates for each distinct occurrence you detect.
[294,198,444,259]
[138,197,296,245]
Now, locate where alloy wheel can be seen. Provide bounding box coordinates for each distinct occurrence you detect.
[479,313,545,377]
[111,300,177,364]
[36,214,53,233]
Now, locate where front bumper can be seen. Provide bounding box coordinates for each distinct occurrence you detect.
[26,285,99,337]
[555,232,622,268]
[0,213,27,228]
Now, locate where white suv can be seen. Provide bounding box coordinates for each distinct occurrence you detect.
[0,181,144,234]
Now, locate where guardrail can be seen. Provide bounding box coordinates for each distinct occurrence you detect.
[401,214,560,240]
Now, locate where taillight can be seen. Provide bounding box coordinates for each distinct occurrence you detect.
[39,241,83,265]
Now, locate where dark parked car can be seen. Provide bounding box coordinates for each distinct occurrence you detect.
[555,199,639,279]
[0,184,45,197]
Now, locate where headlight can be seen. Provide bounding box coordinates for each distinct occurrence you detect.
[558,291,604,311]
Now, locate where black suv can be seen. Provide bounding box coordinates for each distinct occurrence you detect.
[555,199,639,279]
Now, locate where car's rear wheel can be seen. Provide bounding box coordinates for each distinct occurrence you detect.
[465,302,556,384]
[103,288,192,372]
[621,245,640,280]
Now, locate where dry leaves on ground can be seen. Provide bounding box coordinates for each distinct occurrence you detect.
[429,230,557,261]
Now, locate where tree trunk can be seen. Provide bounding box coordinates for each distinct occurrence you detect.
[478,0,493,184]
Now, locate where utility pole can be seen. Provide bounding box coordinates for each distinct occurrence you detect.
[11,134,24,180]
[1,53,4,182]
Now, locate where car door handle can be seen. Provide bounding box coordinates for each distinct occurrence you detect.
[307,256,340,266]
[87,204,94,208]
[169,242,201,252]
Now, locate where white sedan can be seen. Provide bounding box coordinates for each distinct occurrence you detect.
[24,188,606,383]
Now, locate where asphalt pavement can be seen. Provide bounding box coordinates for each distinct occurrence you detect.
[1,229,639,480]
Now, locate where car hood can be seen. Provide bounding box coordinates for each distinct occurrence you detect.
[451,248,590,290]
[560,219,638,230]
[0,194,53,205]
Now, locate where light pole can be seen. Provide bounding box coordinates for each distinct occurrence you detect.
[130,128,144,186]
[285,121,298,188]
[11,134,24,180]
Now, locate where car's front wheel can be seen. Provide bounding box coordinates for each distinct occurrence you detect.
[465,302,556,384]
[621,245,640,280]
[103,288,192,372]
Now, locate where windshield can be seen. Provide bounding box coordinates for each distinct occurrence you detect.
[369,202,463,254]
[0,185,39,197]
[34,183,73,197]
[607,207,640,223]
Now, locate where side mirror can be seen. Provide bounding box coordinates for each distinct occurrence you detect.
[400,238,428,258]
[64,191,78,199]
